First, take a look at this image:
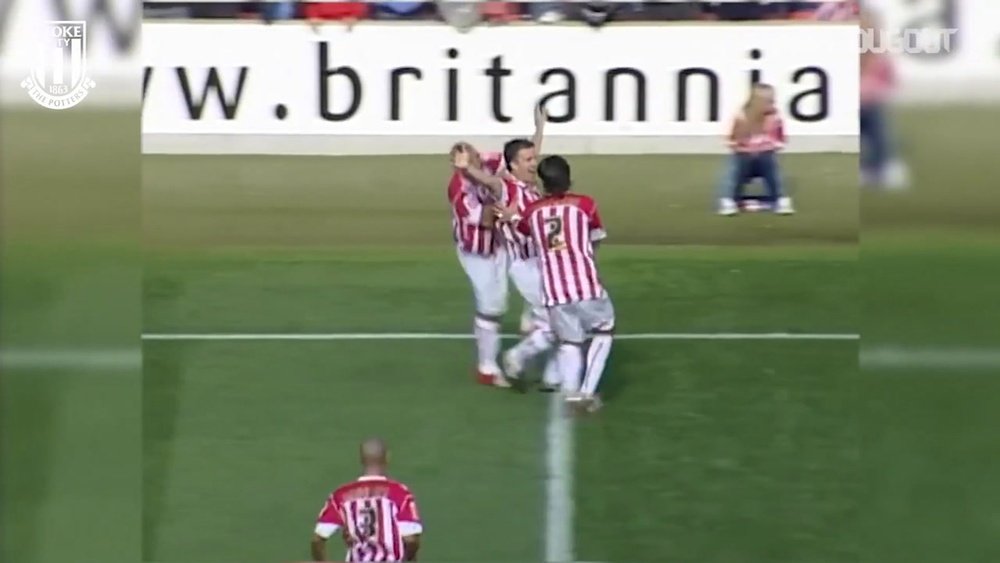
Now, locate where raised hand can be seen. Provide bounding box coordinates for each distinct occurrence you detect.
[534,102,549,128]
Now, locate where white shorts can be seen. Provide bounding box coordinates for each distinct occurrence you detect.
[457,248,508,317]
[508,257,544,308]
[549,296,616,344]
[508,256,550,327]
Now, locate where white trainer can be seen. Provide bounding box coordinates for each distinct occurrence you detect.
[492,372,512,388]
[502,349,523,382]
[883,159,911,191]
[718,197,739,216]
[585,394,604,413]
[776,196,795,215]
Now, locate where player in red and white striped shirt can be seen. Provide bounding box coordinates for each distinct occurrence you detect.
[512,156,615,411]
[496,138,560,391]
[717,83,794,216]
[312,438,422,562]
[454,106,562,392]
[448,143,511,386]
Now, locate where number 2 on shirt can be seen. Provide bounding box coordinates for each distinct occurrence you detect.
[544,216,567,251]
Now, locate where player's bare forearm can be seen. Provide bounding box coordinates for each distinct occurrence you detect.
[481,204,498,228]
[532,103,547,155]
[463,165,503,197]
[403,536,420,561]
[310,536,327,561]
[532,121,544,155]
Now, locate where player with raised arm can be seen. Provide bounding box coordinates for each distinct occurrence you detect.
[512,155,614,411]
[311,438,422,562]
[448,142,510,387]
[454,105,562,392]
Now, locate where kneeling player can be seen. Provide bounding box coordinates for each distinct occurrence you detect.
[510,155,614,410]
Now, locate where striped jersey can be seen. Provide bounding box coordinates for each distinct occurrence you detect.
[448,151,504,256]
[516,193,608,307]
[727,109,786,153]
[499,176,542,261]
[315,475,422,563]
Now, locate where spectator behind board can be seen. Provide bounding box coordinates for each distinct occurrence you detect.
[373,1,434,20]
[303,1,370,29]
[436,0,483,32]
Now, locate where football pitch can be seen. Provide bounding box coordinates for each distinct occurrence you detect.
[4,107,999,563]
[143,147,858,562]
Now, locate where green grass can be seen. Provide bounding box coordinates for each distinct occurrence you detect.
[1,110,140,563]
[6,106,999,563]
[142,147,858,563]
[860,107,1000,562]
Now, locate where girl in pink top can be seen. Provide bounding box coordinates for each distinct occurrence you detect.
[717,83,795,216]
[857,7,910,188]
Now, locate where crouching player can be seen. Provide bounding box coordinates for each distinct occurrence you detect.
[717,83,794,216]
[508,155,614,411]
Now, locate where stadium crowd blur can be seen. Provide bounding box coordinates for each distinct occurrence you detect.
[144,1,858,26]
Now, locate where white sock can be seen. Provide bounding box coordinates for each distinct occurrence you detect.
[581,334,613,396]
[541,354,561,387]
[519,307,534,334]
[474,316,501,374]
[557,344,583,393]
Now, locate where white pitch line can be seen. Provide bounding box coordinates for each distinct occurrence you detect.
[141,332,859,341]
[544,393,574,563]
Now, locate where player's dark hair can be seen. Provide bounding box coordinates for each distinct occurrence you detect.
[503,138,534,171]
[537,155,572,194]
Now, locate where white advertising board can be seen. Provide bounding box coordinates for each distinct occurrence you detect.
[142,23,857,137]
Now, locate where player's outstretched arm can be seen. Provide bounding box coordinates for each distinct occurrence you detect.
[403,534,421,561]
[310,534,328,561]
[453,147,504,197]
[532,102,548,156]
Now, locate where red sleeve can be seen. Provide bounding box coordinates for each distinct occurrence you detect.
[398,492,421,524]
[481,151,503,175]
[316,495,344,526]
[580,197,603,230]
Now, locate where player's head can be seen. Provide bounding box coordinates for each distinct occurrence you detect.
[537,155,572,195]
[359,437,389,472]
[503,138,537,182]
[746,83,776,114]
